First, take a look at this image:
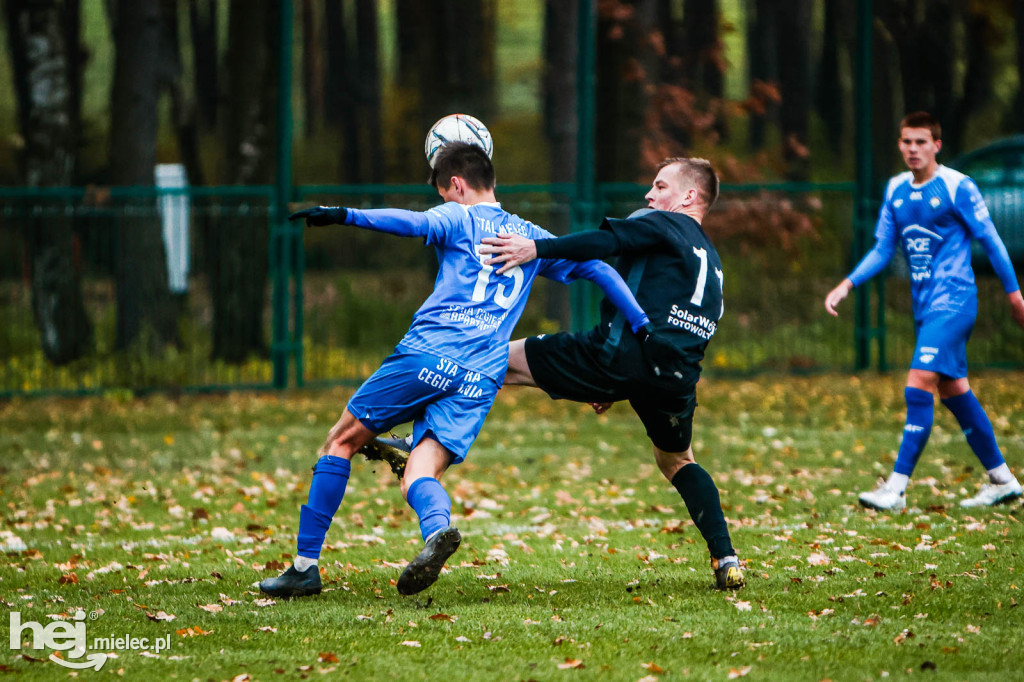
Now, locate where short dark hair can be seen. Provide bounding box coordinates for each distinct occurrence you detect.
[658,157,720,208]
[899,111,941,141]
[429,141,496,191]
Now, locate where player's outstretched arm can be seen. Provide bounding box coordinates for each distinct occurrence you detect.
[1009,290,1024,330]
[824,278,854,317]
[289,206,348,226]
[482,230,620,275]
[290,205,431,238]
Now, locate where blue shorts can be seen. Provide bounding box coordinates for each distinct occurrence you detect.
[910,310,974,379]
[346,349,499,464]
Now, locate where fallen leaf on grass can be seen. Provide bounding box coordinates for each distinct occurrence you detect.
[807,552,830,566]
[455,636,471,642]
[863,614,881,627]
[429,613,456,622]
[399,641,421,648]
[253,598,276,607]
[318,652,339,663]
[733,600,752,612]
[728,666,752,678]
[146,611,176,622]
[58,573,78,585]
[176,626,212,637]
[488,584,510,593]
[893,629,915,644]
[557,658,585,669]
[198,604,223,613]
[640,662,664,673]
[218,594,240,606]
[256,626,276,633]
[965,624,981,634]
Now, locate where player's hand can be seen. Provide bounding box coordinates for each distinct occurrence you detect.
[590,402,614,415]
[288,206,348,226]
[824,279,854,317]
[636,323,683,379]
[479,233,537,274]
[1008,290,1024,330]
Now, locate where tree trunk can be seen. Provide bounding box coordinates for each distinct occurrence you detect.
[206,3,276,363]
[110,0,179,351]
[4,0,92,365]
[595,0,657,181]
[300,0,322,139]
[543,0,578,183]
[188,0,217,131]
[1013,0,1024,130]
[776,0,812,181]
[949,6,994,156]
[354,0,383,182]
[746,0,779,151]
[815,0,853,151]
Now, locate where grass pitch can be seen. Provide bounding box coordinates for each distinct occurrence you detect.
[2,373,1022,680]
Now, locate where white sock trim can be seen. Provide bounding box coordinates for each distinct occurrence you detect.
[886,472,910,494]
[987,463,1015,485]
[294,555,318,572]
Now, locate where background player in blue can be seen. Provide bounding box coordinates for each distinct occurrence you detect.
[825,112,1024,511]
[479,158,744,590]
[259,142,658,598]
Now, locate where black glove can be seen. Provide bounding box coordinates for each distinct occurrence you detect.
[636,323,682,379]
[288,206,348,226]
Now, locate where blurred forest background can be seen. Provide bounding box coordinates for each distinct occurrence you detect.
[2,0,1024,393]
[4,0,1024,187]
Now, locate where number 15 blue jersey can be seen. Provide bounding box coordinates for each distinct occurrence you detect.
[346,202,609,384]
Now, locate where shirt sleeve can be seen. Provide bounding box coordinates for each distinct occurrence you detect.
[848,197,898,287]
[345,207,431,237]
[600,216,666,251]
[566,260,649,332]
[955,179,1021,294]
[534,229,621,261]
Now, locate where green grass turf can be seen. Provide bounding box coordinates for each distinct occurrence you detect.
[1,373,1022,680]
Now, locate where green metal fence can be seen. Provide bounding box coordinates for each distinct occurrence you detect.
[2,182,1022,397]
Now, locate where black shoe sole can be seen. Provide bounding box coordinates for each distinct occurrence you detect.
[397,527,461,596]
[258,572,322,598]
[358,438,410,479]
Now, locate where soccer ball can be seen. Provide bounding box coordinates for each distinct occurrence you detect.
[424,113,493,168]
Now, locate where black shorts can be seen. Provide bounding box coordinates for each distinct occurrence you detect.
[524,330,698,452]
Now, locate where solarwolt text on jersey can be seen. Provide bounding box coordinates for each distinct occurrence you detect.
[667,304,717,340]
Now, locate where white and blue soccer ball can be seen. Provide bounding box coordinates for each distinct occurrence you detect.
[424,113,493,168]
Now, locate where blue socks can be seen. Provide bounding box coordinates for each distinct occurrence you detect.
[296,456,351,559]
[893,387,934,476]
[406,477,451,542]
[941,390,1005,470]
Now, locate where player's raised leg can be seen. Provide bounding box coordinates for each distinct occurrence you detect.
[940,381,1023,507]
[397,437,460,595]
[655,447,744,590]
[259,411,374,597]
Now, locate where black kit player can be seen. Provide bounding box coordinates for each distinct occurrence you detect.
[479,157,743,590]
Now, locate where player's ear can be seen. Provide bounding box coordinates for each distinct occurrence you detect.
[934,138,942,154]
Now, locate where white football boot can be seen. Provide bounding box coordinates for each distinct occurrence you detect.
[960,479,1023,508]
[858,479,906,511]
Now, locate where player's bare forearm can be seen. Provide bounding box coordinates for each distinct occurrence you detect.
[824,279,854,317]
[1008,290,1024,330]
[480,234,537,275]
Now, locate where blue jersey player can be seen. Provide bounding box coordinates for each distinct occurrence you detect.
[825,112,1024,511]
[259,142,656,598]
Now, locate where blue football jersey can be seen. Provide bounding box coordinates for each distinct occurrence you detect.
[396,202,580,382]
[861,166,1009,318]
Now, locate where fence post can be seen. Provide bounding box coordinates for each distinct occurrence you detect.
[853,0,877,371]
[272,0,296,389]
[571,0,598,331]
